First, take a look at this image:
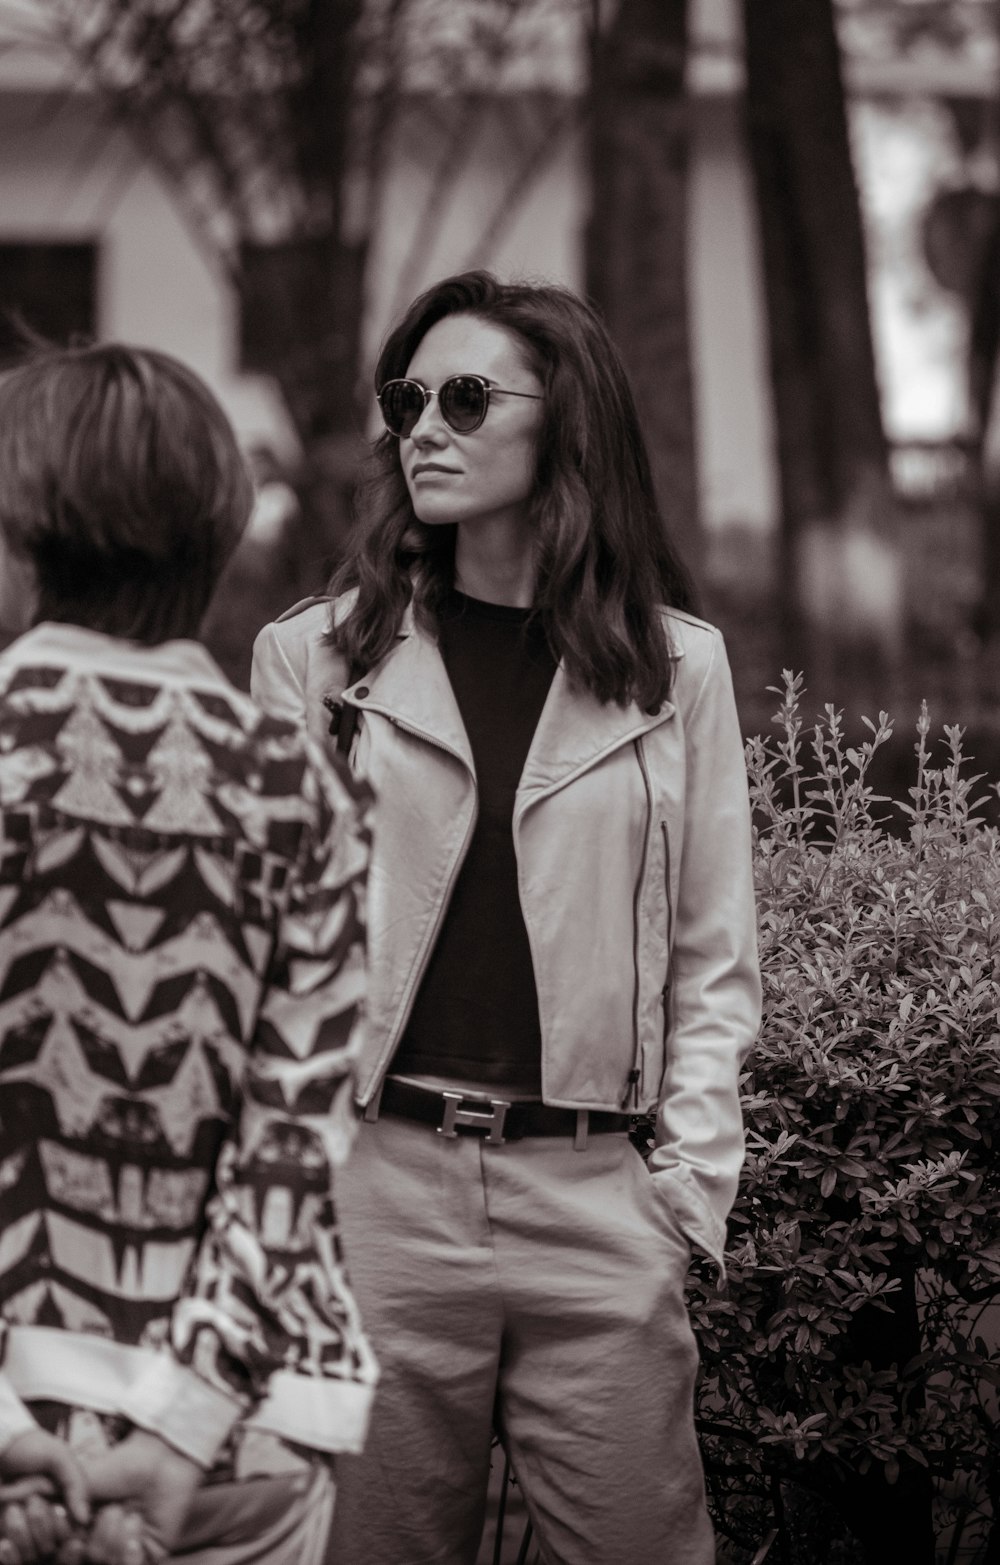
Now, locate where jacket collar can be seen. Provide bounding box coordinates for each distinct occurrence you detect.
[2,621,230,689]
[345,608,472,767]
[346,606,676,788]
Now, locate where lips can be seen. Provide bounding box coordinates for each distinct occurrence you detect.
[410,462,460,479]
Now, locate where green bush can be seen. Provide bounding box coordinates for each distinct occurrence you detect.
[687,673,1000,1563]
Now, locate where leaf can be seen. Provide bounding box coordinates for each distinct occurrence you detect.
[700,681,1000,1490]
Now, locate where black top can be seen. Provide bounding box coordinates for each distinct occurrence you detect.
[391,587,558,1092]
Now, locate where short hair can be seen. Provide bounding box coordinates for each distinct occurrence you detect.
[329,271,695,711]
[0,342,254,643]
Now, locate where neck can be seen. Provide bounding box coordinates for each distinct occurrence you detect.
[454,514,535,608]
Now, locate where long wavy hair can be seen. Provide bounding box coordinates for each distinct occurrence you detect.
[328,270,696,709]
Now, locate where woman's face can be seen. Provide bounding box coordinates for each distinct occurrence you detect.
[399,314,544,533]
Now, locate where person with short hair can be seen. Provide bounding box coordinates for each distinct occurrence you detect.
[0,343,375,1564]
[252,270,761,1564]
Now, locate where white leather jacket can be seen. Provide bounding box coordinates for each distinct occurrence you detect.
[251,598,761,1268]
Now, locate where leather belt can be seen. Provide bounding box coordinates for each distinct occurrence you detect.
[370,1077,631,1147]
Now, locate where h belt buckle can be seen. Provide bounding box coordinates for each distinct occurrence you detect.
[437,1090,511,1145]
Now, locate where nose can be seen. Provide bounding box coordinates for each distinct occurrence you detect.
[408,392,448,445]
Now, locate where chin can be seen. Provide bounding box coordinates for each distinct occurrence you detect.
[412,506,463,529]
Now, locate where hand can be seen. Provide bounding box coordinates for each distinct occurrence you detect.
[79,1506,150,1565]
[0,1429,90,1564]
[77,1432,201,1562]
[0,1483,85,1565]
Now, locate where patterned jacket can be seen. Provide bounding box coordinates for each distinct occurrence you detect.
[0,622,376,1473]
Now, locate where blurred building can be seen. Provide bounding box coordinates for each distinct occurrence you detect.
[0,0,995,534]
[0,0,777,538]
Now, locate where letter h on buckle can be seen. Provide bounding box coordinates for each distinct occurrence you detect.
[437,1091,510,1145]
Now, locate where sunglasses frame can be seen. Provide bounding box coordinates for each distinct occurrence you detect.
[377,374,542,438]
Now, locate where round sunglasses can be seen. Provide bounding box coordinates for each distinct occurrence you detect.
[377,374,542,438]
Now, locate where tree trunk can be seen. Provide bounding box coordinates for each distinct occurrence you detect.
[742,0,903,697]
[206,0,371,659]
[293,0,368,440]
[586,0,702,586]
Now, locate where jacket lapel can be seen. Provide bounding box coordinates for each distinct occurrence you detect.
[343,605,680,791]
[342,612,474,772]
[517,665,676,806]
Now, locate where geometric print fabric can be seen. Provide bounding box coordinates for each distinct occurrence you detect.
[0,625,374,1464]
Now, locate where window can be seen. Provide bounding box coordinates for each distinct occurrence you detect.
[0,243,98,365]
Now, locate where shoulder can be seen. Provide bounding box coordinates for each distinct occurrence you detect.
[658,607,733,717]
[661,606,723,669]
[661,605,720,645]
[264,589,359,648]
[251,596,353,723]
[253,592,357,678]
[275,593,333,625]
[265,595,333,651]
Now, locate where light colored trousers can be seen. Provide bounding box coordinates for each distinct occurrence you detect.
[326,1113,715,1565]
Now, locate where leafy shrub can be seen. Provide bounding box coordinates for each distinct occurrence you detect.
[687,673,1000,1563]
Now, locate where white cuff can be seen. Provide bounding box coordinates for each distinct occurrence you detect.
[650,1166,728,1277]
[118,1356,244,1468]
[245,1370,377,1456]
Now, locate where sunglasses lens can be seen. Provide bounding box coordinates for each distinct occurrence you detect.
[439,377,487,432]
[380,381,425,437]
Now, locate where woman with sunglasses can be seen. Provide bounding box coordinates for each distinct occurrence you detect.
[251,270,761,1565]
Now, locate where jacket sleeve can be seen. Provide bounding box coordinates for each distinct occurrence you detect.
[250,620,310,727]
[647,629,761,1272]
[251,613,350,759]
[120,752,376,1463]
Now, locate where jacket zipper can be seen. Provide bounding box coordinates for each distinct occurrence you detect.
[356,707,478,1094]
[660,820,672,943]
[322,692,360,762]
[623,736,654,1109]
[661,819,673,1039]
